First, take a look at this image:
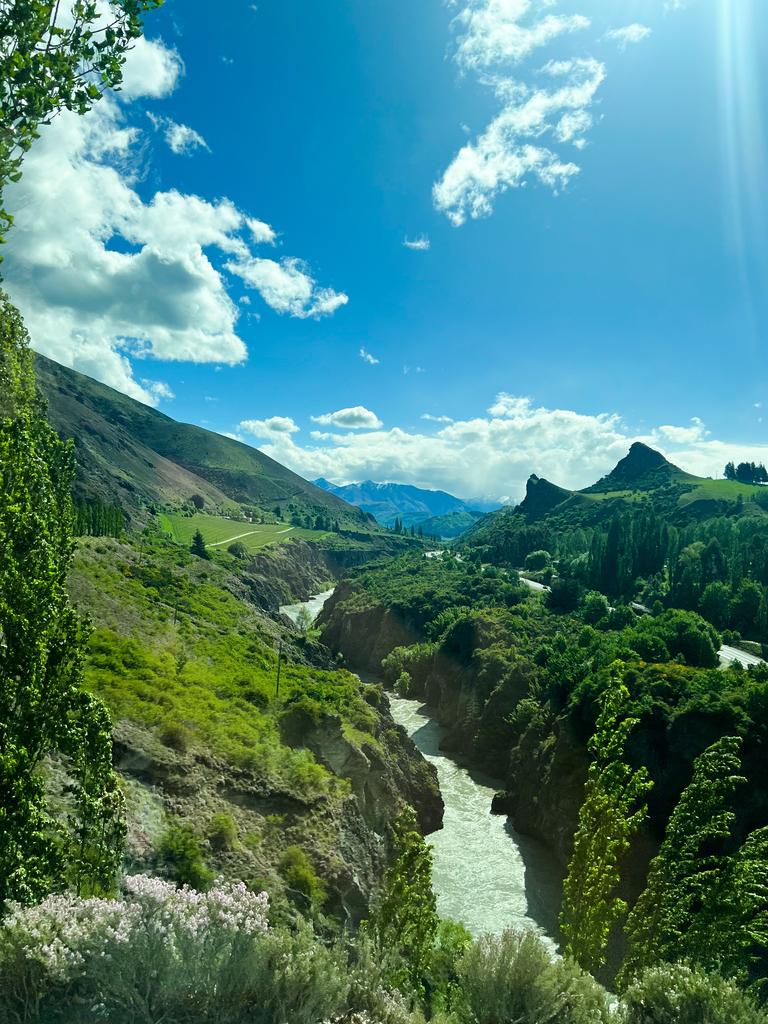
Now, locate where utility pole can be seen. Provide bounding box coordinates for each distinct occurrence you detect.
[275,639,283,698]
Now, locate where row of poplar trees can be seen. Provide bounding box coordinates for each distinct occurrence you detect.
[0,0,163,910]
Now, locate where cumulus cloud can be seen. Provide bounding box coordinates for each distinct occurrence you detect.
[360,347,380,365]
[120,36,183,99]
[141,379,175,401]
[1,36,347,406]
[604,24,652,50]
[311,406,384,430]
[149,113,210,155]
[226,257,348,319]
[403,235,431,251]
[239,416,300,438]
[247,396,768,504]
[247,218,277,245]
[435,56,605,225]
[655,417,708,445]
[453,0,590,70]
[422,413,454,424]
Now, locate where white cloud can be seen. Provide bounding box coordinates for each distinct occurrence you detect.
[435,56,605,225]
[149,114,210,155]
[226,256,349,319]
[453,0,590,70]
[422,413,454,423]
[247,396,768,504]
[247,218,277,245]
[239,416,300,438]
[403,235,431,251]
[311,406,384,430]
[141,379,175,401]
[120,36,183,99]
[360,347,380,365]
[655,417,708,445]
[604,24,652,50]
[1,38,347,406]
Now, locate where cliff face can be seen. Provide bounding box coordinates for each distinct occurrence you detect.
[243,540,417,612]
[317,582,421,674]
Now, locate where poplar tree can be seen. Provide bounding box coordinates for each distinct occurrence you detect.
[371,806,438,995]
[619,735,743,985]
[0,293,125,909]
[620,735,768,989]
[559,664,652,973]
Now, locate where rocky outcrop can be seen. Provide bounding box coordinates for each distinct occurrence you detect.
[111,707,441,926]
[317,583,421,674]
[279,698,443,836]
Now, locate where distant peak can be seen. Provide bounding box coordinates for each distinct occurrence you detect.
[584,442,681,494]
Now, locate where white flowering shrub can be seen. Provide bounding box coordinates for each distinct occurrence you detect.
[0,874,278,1024]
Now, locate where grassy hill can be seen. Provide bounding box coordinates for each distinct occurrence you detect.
[36,354,372,530]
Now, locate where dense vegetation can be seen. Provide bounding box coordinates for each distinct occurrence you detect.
[320,546,768,999]
[463,445,768,643]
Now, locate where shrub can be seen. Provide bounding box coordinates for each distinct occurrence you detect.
[157,824,213,890]
[159,721,194,752]
[278,846,327,909]
[395,671,412,696]
[0,876,270,1024]
[190,494,205,510]
[207,812,238,852]
[619,963,767,1024]
[456,929,612,1024]
[525,550,552,571]
[228,541,248,559]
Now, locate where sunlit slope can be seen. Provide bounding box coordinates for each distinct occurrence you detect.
[36,354,369,528]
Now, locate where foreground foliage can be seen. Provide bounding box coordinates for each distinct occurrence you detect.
[0,294,124,910]
[2,879,764,1024]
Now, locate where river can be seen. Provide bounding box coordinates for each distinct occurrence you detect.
[282,588,561,943]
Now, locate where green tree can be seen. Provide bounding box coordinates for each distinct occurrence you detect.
[0,292,125,909]
[619,735,745,986]
[371,806,438,995]
[560,665,653,973]
[700,581,733,630]
[0,0,162,246]
[190,528,210,559]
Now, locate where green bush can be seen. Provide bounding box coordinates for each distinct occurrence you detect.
[620,963,767,1024]
[159,721,195,752]
[228,541,248,558]
[525,550,552,571]
[207,812,238,852]
[157,824,213,890]
[395,671,413,696]
[278,846,326,909]
[456,929,612,1024]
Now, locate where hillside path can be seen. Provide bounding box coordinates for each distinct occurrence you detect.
[206,526,295,548]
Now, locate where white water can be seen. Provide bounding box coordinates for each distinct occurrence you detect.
[279,588,335,624]
[284,588,561,942]
[388,695,560,942]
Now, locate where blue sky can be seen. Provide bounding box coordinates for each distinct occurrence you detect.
[5,0,768,500]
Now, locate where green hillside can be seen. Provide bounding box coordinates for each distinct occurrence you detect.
[36,354,372,530]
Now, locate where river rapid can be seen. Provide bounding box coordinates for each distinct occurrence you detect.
[281,589,561,943]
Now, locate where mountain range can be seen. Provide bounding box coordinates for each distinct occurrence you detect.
[314,478,500,534]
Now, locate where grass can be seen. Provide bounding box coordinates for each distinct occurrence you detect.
[677,478,768,505]
[70,535,382,797]
[158,513,330,553]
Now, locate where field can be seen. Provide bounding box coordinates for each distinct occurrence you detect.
[158,513,330,553]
